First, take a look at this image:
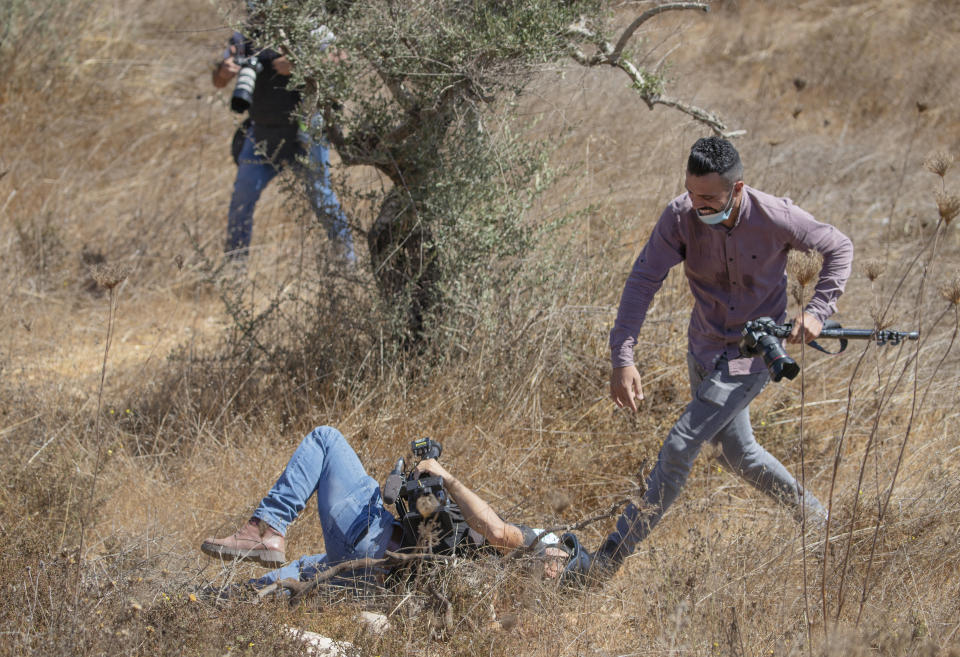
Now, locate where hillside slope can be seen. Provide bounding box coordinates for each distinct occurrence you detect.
[1,1,958,655]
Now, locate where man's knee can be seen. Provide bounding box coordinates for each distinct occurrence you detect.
[657,436,698,485]
[307,425,347,450]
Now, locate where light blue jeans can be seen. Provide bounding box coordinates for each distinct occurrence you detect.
[604,354,826,562]
[226,125,355,262]
[250,426,398,588]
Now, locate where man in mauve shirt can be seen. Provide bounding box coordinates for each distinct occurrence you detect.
[591,137,853,579]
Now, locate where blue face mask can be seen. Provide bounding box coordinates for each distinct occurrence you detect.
[696,186,736,225]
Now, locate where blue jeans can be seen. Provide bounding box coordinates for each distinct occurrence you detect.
[250,426,398,588]
[604,354,826,561]
[226,126,355,262]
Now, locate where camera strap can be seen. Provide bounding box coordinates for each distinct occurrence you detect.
[807,337,847,355]
[786,319,849,355]
[808,319,848,355]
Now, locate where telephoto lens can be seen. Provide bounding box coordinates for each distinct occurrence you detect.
[230,56,261,113]
[755,333,799,381]
[739,320,800,382]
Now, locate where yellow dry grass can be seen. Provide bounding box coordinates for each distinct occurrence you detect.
[2,0,960,655]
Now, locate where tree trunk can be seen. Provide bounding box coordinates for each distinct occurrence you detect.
[367,188,441,343]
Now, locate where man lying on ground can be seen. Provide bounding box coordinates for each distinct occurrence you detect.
[201,426,588,591]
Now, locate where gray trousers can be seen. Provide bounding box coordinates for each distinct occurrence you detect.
[604,354,826,560]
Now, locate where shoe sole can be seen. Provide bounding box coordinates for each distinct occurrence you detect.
[200,541,286,567]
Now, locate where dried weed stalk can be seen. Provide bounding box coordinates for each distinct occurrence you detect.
[861,259,885,283]
[940,272,960,306]
[76,263,130,601]
[922,152,953,178]
[935,192,960,226]
[788,247,823,649]
[788,249,823,288]
[850,178,957,628]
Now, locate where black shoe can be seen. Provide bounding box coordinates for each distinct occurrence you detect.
[588,539,624,580]
[560,536,622,587]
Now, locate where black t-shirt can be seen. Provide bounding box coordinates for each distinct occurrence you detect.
[228,32,303,164]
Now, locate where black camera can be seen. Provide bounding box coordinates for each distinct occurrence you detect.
[740,317,919,383]
[230,55,263,113]
[382,438,468,554]
[739,317,800,382]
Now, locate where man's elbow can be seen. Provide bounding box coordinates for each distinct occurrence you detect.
[833,228,854,261]
[822,231,854,274]
[836,236,855,280]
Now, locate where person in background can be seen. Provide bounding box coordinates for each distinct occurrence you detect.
[212,14,354,264]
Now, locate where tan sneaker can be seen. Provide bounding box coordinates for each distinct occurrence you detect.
[201,519,286,566]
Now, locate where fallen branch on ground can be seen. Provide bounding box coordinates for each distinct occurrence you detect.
[255,550,456,603]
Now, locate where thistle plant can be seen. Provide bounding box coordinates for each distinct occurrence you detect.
[75,263,130,601]
[786,247,823,643]
[861,259,885,283]
[850,160,958,627]
[922,151,953,178]
[940,272,960,307]
[935,192,960,226]
[861,258,888,330]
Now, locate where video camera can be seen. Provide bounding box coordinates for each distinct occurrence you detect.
[230,55,263,113]
[382,438,467,553]
[739,317,919,382]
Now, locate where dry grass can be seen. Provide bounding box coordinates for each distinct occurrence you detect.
[2,0,960,655]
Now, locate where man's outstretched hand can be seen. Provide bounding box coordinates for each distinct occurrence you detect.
[610,364,644,412]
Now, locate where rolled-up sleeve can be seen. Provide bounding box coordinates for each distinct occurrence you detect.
[609,209,685,367]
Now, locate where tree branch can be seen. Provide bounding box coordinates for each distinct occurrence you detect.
[653,95,746,137]
[505,495,640,560]
[375,67,418,112]
[256,550,456,603]
[611,3,710,63]
[566,8,744,138]
[323,119,398,176]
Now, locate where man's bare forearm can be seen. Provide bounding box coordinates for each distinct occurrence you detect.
[414,459,524,550]
[443,477,518,548]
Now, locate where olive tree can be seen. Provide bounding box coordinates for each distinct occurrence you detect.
[252,0,732,346]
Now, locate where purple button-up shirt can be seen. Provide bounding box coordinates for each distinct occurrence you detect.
[610,185,854,375]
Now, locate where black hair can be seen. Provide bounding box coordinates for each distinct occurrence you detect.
[687,137,744,185]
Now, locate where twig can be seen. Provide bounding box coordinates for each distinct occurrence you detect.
[74,268,128,605]
[835,345,916,619]
[856,219,947,626]
[566,8,743,138]
[507,496,636,559]
[797,312,812,656]
[834,225,941,620]
[611,3,711,63]
[269,551,455,603]
[821,341,871,632]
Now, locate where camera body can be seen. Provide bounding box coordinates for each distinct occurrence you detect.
[230,55,263,113]
[739,317,800,382]
[382,438,468,554]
